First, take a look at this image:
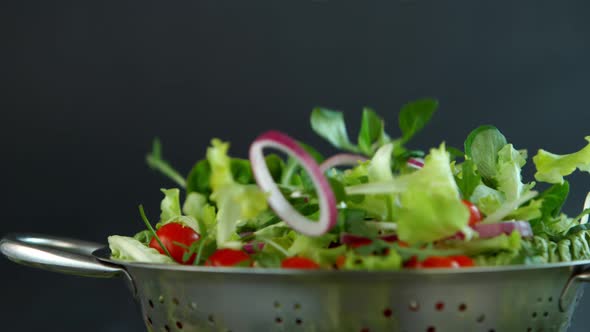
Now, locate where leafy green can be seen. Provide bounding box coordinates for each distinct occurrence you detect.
[186,159,212,196]
[444,231,522,255]
[146,139,187,188]
[160,188,182,222]
[207,139,268,246]
[506,199,543,221]
[533,137,590,184]
[310,108,359,153]
[182,192,217,235]
[495,144,527,201]
[358,108,388,156]
[470,184,504,216]
[133,230,152,246]
[139,205,173,258]
[464,126,507,184]
[109,235,174,263]
[455,159,481,199]
[398,98,438,143]
[396,144,469,244]
[342,249,402,270]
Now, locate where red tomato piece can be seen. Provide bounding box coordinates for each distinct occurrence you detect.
[421,256,459,268]
[462,200,482,226]
[335,255,346,269]
[281,257,320,269]
[404,256,421,268]
[149,223,200,265]
[450,255,475,267]
[205,248,251,267]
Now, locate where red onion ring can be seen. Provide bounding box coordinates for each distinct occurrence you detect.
[471,221,533,238]
[249,130,338,236]
[319,154,367,172]
[407,157,425,169]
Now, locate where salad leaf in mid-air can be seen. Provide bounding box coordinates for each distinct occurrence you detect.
[398,98,438,143]
[533,137,590,184]
[464,125,507,185]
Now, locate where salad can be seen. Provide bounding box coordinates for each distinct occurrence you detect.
[109,99,590,270]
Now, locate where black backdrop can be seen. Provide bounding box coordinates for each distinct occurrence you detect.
[2,1,590,331]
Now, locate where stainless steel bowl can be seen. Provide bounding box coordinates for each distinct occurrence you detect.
[2,233,590,332]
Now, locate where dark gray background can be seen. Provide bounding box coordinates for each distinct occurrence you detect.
[1,0,590,331]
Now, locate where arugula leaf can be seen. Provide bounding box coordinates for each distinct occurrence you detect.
[146,138,186,188]
[358,108,388,156]
[398,98,438,143]
[533,137,590,184]
[464,125,507,184]
[311,108,359,152]
[264,154,285,182]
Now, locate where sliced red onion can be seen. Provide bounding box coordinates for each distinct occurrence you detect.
[243,241,265,254]
[320,153,367,172]
[471,221,533,238]
[249,130,338,236]
[407,157,425,169]
[340,233,399,246]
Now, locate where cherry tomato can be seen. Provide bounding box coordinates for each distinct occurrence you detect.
[422,256,459,268]
[404,256,421,268]
[349,237,373,248]
[205,248,251,267]
[450,255,475,267]
[335,255,347,269]
[397,241,410,248]
[281,257,320,269]
[149,223,200,265]
[462,199,482,226]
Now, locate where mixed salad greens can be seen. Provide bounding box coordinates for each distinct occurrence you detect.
[109,99,590,270]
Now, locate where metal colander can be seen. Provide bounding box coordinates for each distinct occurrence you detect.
[2,233,590,332]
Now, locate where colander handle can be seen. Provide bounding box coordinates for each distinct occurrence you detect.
[0,233,123,278]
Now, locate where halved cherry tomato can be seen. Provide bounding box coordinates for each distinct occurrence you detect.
[149,222,200,265]
[422,256,459,268]
[404,256,421,268]
[335,255,347,269]
[450,255,475,267]
[404,255,474,269]
[462,199,482,226]
[205,248,251,267]
[281,257,320,269]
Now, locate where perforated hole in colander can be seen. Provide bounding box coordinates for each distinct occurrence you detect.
[383,307,393,318]
[176,321,183,329]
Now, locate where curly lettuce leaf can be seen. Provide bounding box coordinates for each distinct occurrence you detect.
[157,189,200,232]
[109,235,174,263]
[396,144,469,244]
[207,139,268,247]
[495,144,528,202]
[444,231,522,255]
[533,137,590,184]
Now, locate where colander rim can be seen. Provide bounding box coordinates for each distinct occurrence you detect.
[93,247,590,276]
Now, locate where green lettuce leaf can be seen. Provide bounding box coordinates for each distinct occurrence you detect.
[183,192,217,235]
[207,139,268,247]
[396,144,469,244]
[533,137,590,184]
[108,235,174,263]
[495,144,527,201]
[342,250,402,270]
[156,189,200,232]
[445,231,522,255]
